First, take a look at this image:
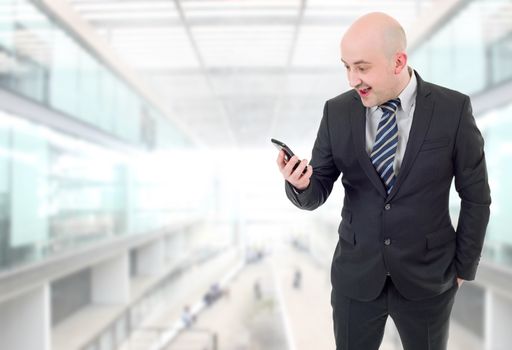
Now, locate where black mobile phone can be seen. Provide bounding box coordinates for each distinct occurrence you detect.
[271,138,295,160]
[271,138,307,174]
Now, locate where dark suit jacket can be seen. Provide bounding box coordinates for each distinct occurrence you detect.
[285,70,491,301]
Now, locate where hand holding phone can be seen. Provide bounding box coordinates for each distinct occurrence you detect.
[272,138,311,190]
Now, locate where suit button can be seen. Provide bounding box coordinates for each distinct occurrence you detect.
[384,203,391,210]
[384,238,391,246]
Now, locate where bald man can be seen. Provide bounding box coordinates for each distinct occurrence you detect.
[276,12,490,350]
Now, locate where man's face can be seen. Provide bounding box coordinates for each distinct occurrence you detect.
[341,37,397,107]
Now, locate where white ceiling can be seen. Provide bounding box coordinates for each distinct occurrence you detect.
[68,0,437,149]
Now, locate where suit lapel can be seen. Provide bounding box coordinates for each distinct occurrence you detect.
[350,95,387,198]
[387,71,433,201]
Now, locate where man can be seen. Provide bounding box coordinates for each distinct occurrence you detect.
[275,12,491,350]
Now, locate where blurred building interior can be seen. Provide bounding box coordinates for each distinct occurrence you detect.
[0,0,512,349]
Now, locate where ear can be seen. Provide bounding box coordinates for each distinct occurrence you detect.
[394,52,408,74]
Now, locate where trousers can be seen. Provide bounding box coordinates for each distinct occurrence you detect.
[331,276,458,350]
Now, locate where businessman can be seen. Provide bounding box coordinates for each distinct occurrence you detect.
[276,12,491,350]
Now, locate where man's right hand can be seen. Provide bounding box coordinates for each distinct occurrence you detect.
[276,150,313,191]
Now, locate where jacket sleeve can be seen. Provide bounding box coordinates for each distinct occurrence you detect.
[285,101,341,210]
[453,95,491,280]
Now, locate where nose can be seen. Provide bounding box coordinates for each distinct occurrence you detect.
[348,70,362,88]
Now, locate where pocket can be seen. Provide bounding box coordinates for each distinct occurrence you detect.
[420,137,450,152]
[425,226,456,249]
[338,221,355,246]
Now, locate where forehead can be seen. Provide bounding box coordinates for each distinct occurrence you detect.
[340,31,384,64]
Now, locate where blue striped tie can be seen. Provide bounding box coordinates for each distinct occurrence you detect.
[370,98,401,195]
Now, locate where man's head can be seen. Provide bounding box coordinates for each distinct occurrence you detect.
[340,12,409,107]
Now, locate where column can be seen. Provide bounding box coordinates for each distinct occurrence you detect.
[485,288,512,350]
[92,252,130,304]
[0,284,50,350]
[136,239,164,276]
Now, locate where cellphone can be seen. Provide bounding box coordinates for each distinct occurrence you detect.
[271,138,307,174]
[271,138,295,160]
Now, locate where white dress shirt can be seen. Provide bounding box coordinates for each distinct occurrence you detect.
[365,67,418,176]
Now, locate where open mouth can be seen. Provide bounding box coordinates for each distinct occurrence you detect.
[358,87,372,97]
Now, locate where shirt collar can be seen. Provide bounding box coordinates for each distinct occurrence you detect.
[370,66,417,116]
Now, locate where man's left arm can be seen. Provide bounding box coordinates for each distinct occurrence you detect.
[453,95,492,283]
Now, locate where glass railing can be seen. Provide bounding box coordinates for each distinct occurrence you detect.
[0,0,198,272]
[0,109,208,272]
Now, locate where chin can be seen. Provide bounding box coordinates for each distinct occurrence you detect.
[361,99,376,108]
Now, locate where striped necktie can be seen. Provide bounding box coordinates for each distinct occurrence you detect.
[370,98,401,195]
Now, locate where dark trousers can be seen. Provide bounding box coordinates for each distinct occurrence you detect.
[331,276,458,350]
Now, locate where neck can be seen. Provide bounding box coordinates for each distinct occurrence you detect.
[394,66,411,97]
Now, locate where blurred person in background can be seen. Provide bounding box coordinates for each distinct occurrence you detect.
[181,305,195,328]
[293,268,302,290]
[276,11,490,350]
[253,279,262,300]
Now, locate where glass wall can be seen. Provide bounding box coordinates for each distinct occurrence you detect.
[0,109,210,271]
[0,0,200,271]
[478,102,512,267]
[410,0,512,96]
[0,0,188,150]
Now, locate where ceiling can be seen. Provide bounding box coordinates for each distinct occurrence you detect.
[67,0,438,149]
